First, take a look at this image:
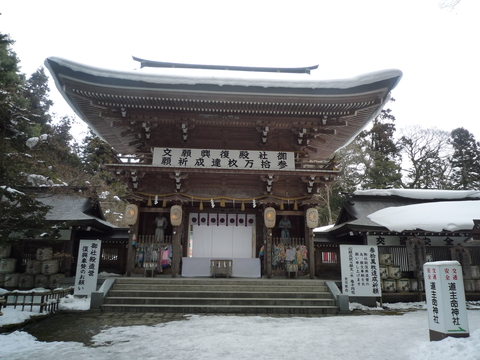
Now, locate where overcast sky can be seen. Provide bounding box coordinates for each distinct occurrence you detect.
[2,0,479,140]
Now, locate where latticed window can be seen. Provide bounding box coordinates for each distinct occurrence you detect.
[101,248,119,261]
[322,252,338,264]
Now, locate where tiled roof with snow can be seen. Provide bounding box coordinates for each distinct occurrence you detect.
[46,57,402,92]
[354,189,480,200]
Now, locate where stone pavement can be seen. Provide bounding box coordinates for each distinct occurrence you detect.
[2,309,342,345]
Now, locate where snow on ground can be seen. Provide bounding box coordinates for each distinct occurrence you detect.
[1,294,480,360]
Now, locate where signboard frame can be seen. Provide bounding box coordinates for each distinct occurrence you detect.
[424,260,469,341]
[74,239,102,296]
[152,147,295,171]
[340,245,382,297]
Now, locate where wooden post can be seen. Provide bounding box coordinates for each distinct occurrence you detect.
[64,232,75,277]
[126,220,139,277]
[308,227,315,279]
[265,225,273,279]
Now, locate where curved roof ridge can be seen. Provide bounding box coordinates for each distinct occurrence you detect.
[45,56,402,91]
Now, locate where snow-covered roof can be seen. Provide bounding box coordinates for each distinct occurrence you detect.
[368,200,479,232]
[315,189,480,236]
[354,189,480,200]
[36,193,119,230]
[313,224,335,233]
[44,57,402,158]
[46,56,402,91]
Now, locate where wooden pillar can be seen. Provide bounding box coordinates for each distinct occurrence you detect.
[170,204,183,278]
[126,220,139,277]
[171,226,181,278]
[64,231,76,277]
[265,225,273,279]
[307,227,315,279]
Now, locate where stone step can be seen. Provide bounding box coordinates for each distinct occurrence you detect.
[111,284,329,292]
[107,290,333,299]
[101,278,339,315]
[113,278,325,286]
[101,303,339,315]
[103,296,337,307]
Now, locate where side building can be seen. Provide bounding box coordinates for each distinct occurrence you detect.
[315,189,480,299]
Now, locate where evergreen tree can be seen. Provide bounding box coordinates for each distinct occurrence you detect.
[23,67,54,131]
[0,31,130,241]
[80,130,128,226]
[81,129,118,176]
[0,33,56,243]
[355,105,402,189]
[449,127,480,190]
[336,135,374,191]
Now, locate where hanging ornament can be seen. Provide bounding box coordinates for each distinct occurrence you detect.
[147,197,152,206]
[199,200,204,210]
[294,199,298,211]
[162,198,167,207]
[154,195,159,205]
[252,199,257,208]
[241,201,245,211]
[210,199,215,208]
[131,234,137,246]
[280,202,284,210]
[220,198,226,207]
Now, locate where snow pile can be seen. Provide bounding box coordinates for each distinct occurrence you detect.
[25,173,54,186]
[58,294,90,311]
[26,137,40,149]
[26,134,49,149]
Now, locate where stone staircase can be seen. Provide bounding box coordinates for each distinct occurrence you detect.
[101,277,339,315]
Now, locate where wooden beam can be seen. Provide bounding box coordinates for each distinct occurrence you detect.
[133,56,319,74]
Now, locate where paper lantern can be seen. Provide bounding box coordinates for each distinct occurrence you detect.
[124,204,138,226]
[306,207,319,228]
[264,207,276,228]
[170,205,183,226]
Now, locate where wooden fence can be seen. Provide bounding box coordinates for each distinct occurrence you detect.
[1,288,74,314]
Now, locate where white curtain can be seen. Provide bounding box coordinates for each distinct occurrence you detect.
[191,223,253,258]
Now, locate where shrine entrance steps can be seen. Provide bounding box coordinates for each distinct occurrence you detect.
[101,277,339,315]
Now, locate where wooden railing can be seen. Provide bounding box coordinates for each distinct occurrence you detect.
[137,235,172,245]
[1,288,74,314]
[272,237,305,246]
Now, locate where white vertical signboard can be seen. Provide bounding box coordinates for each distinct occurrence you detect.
[424,260,469,341]
[340,245,382,297]
[74,240,102,296]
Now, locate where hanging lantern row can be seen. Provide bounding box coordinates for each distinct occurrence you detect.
[125,202,318,229]
[138,192,308,211]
